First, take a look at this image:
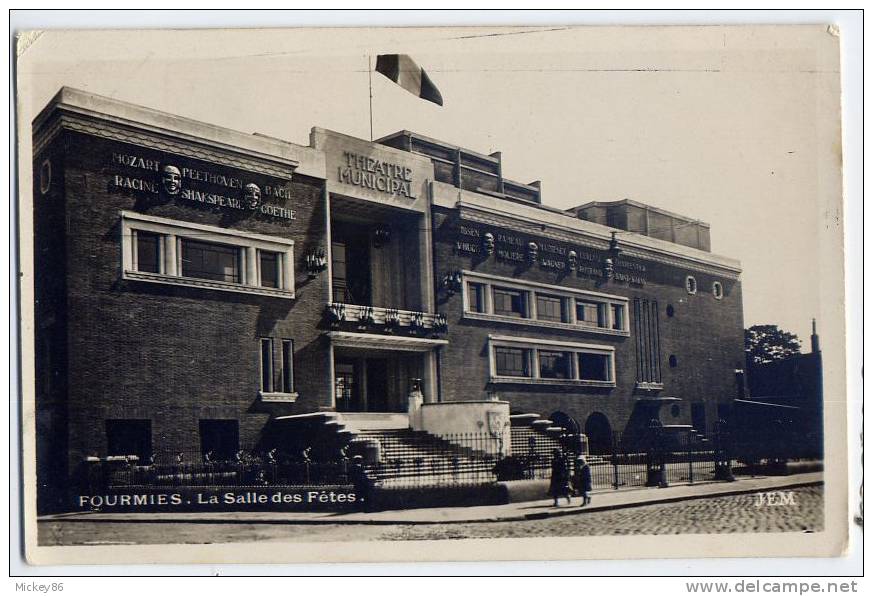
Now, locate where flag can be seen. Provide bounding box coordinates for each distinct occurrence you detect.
[374,54,444,106]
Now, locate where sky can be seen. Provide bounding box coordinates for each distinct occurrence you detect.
[16,24,844,349]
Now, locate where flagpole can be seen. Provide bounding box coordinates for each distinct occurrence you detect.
[368,55,374,141]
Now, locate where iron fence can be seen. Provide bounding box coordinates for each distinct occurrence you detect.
[86,423,811,493]
[91,449,354,490]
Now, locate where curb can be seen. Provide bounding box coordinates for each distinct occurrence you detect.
[38,477,823,526]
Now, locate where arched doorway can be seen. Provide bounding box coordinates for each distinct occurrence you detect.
[549,411,580,434]
[584,412,613,455]
[550,411,582,454]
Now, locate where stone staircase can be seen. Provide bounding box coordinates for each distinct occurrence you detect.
[509,412,570,462]
[350,428,500,488]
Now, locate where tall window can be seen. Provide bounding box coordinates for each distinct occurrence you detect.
[611,304,625,331]
[260,338,274,393]
[634,298,662,386]
[536,294,566,323]
[331,241,347,302]
[494,346,531,377]
[181,239,241,283]
[576,300,606,328]
[259,251,280,289]
[467,282,486,313]
[135,231,161,274]
[539,350,572,379]
[280,339,294,394]
[493,287,528,318]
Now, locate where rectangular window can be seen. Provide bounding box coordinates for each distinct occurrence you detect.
[467,282,486,313]
[105,419,152,462]
[259,251,280,289]
[122,212,295,298]
[494,346,531,377]
[493,287,528,318]
[576,300,606,328]
[199,419,240,462]
[260,338,274,393]
[461,271,628,335]
[281,339,294,394]
[490,337,616,386]
[538,350,572,379]
[578,352,611,382]
[536,294,566,323]
[135,231,162,274]
[611,304,625,331]
[181,239,241,283]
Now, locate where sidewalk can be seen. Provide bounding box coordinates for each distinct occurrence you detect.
[40,472,822,525]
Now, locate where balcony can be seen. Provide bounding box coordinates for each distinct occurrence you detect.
[324,303,448,337]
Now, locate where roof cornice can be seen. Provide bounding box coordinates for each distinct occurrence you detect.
[33,87,325,180]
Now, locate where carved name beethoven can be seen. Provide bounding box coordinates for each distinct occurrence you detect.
[109,152,295,220]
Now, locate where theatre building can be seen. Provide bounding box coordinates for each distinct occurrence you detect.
[31,88,745,511]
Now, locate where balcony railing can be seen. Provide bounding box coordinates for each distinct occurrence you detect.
[325,303,448,334]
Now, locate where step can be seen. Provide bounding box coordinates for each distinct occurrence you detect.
[509,413,541,426]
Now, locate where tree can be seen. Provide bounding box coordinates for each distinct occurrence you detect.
[744,325,802,365]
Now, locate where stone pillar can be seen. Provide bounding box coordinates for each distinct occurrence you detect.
[282,250,294,292]
[421,351,438,404]
[245,246,257,286]
[164,235,178,276]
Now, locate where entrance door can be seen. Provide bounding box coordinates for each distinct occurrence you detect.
[331,223,371,305]
[365,359,389,412]
[334,360,360,412]
[691,402,707,433]
[584,412,613,455]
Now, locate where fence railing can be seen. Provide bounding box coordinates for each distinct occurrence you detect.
[86,424,813,493]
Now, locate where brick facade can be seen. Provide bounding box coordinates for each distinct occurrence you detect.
[31,89,746,512]
[431,207,745,440]
[33,119,331,511]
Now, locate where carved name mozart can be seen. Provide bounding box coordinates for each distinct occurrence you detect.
[110,152,296,220]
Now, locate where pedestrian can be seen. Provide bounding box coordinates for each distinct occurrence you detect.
[349,455,374,512]
[574,455,593,506]
[549,448,571,506]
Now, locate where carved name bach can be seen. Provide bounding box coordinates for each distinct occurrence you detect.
[110,152,295,220]
[455,224,646,285]
[338,151,414,198]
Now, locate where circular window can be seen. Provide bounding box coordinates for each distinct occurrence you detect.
[669,355,678,368]
[671,404,681,418]
[39,159,52,195]
[666,304,675,317]
[712,281,724,300]
[685,275,697,295]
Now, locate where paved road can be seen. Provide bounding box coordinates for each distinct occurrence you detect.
[38,486,823,546]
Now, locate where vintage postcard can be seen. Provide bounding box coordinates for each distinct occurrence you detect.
[16,24,849,566]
